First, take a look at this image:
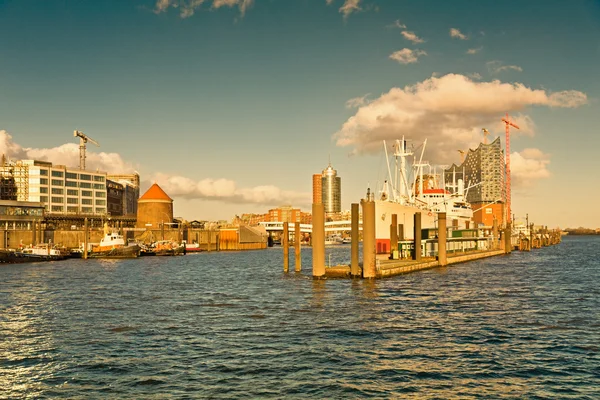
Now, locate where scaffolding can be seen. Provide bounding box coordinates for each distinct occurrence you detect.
[0,157,29,201]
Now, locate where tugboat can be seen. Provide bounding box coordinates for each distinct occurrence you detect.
[88,224,140,259]
[153,240,185,256]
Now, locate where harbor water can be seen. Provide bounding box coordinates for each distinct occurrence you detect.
[1,236,599,399]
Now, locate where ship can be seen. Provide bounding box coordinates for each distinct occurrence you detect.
[18,244,66,261]
[87,224,140,259]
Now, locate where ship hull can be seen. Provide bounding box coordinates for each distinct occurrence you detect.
[88,245,140,259]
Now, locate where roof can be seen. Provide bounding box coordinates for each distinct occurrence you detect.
[139,183,172,201]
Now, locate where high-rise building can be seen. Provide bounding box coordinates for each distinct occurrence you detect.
[321,162,341,216]
[444,137,505,227]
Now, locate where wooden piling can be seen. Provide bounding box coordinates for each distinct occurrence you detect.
[283,222,289,272]
[438,212,447,266]
[350,203,360,277]
[504,223,512,254]
[83,218,88,260]
[32,220,37,246]
[361,196,376,279]
[413,212,422,261]
[294,222,301,272]
[492,218,498,250]
[390,214,398,259]
[312,203,326,278]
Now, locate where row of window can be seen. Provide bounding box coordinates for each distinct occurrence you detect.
[40,178,105,190]
[51,206,106,214]
[45,188,105,197]
[43,170,105,182]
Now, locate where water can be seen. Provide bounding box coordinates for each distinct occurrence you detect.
[1,236,599,399]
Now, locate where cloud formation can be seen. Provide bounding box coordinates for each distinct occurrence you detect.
[154,0,254,18]
[511,148,551,188]
[333,74,587,184]
[389,48,427,64]
[345,94,370,108]
[0,130,309,207]
[152,173,310,207]
[466,47,482,54]
[338,0,361,18]
[450,28,468,40]
[387,19,406,29]
[401,30,425,44]
[487,60,523,74]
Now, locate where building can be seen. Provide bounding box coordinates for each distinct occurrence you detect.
[444,137,505,227]
[107,173,140,216]
[321,162,341,217]
[106,180,124,216]
[268,205,302,223]
[136,183,173,229]
[0,160,109,216]
[0,200,45,249]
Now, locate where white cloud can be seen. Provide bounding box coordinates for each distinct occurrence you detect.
[487,60,523,74]
[389,48,427,64]
[0,130,135,173]
[387,19,406,29]
[466,47,482,54]
[511,148,551,189]
[401,30,424,44]
[326,0,335,5]
[339,0,361,18]
[153,173,310,207]
[153,0,253,18]
[333,74,587,168]
[450,28,468,40]
[0,129,309,207]
[345,94,370,108]
[468,72,482,80]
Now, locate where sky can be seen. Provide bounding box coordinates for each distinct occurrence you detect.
[0,0,599,228]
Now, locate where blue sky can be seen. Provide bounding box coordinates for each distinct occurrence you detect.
[1,0,599,228]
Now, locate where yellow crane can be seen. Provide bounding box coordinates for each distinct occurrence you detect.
[482,128,490,144]
[73,130,100,170]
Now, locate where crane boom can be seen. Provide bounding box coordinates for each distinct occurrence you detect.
[73,130,100,170]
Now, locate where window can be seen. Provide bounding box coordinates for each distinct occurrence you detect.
[82,190,92,197]
[51,197,64,203]
[51,170,64,177]
[40,196,48,203]
[67,197,78,204]
[80,182,91,188]
[95,208,105,214]
[93,184,105,190]
[67,206,78,213]
[95,200,106,206]
[67,189,78,196]
[95,191,105,198]
[81,207,93,213]
[93,175,105,182]
[66,181,78,187]
[80,174,91,181]
[51,179,64,186]
[51,205,63,212]
[82,199,92,205]
[51,188,63,195]
[40,187,48,194]
[40,178,48,185]
[40,169,48,176]
[66,172,78,179]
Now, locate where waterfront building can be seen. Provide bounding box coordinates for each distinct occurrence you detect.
[136,183,174,229]
[444,137,505,227]
[106,180,124,216]
[268,205,302,223]
[321,162,341,218]
[107,173,140,216]
[0,200,44,249]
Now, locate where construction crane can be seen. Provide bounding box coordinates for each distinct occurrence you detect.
[458,149,465,163]
[73,130,100,170]
[482,128,490,144]
[501,113,520,227]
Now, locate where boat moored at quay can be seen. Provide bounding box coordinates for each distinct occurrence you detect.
[87,229,141,259]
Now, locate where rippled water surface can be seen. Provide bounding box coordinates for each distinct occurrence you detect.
[1,236,599,399]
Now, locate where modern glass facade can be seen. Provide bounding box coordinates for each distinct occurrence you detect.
[321,164,341,214]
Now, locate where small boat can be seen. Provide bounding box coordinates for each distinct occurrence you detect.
[88,231,140,259]
[184,241,202,253]
[18,244,66,261]
[325,235,344,246]
[153,240,185,256]
[342,237,352,244]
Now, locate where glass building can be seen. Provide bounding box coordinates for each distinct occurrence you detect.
[321,163,341,215]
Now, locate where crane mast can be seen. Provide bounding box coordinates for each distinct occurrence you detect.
[501,113,520,227]
[73,130,100,170]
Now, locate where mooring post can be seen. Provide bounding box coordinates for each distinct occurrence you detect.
[413,212,422,261]
[32,220,37,246]
[438,212,447,266]
[361,194,376,279]
[504,223,512,253]
[295,221,301,272]
[83,218,88,260]
[350,203,360,277]
[283,222,289,272]
[390,214,398,259]
[492,218,498,250]
[312,203,326,278]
